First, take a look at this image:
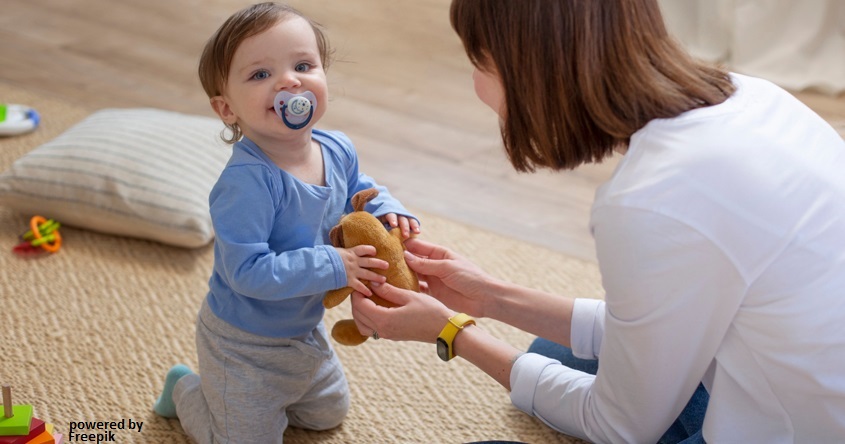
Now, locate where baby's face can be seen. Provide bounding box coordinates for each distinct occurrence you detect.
[215,16,328,142]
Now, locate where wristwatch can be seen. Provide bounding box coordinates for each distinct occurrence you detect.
[436,313,476,361]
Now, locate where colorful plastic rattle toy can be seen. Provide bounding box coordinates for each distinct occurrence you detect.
[12,216,62,255]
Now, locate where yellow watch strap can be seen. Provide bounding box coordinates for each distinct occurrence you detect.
[437,313,476,360]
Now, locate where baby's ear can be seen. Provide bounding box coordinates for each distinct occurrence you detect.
[330,225,345,247]
[210,96,237,125]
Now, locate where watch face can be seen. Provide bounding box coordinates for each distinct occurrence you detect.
[436,338,450,361]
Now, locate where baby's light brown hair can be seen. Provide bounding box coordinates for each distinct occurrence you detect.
[198,2,333,143]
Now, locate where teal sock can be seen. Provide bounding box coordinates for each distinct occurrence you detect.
[153,364,194,418]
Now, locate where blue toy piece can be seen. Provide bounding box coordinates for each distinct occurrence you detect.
[0,104,40,136]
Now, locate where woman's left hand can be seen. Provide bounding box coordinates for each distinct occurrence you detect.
[350,281,453,343]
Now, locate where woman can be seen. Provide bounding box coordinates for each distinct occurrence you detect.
[351,1,845,442]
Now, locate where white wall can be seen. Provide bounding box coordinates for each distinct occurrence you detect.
[659,0,845,95]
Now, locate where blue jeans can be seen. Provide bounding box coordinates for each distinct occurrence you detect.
[528,338,707,444]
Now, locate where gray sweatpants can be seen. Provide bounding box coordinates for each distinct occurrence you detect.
[173,300,350,444]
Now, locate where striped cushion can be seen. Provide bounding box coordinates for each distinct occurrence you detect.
[0,108,231,248]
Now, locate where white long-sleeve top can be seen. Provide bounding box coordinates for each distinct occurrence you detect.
[510,74,845,443]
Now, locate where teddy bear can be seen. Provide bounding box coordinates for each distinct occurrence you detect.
[323,188,420,345]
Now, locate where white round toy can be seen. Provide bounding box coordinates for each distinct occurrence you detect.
[0,104,40,136]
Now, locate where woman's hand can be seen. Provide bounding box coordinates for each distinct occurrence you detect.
[351,282,454,343]
[402,238,497,318]
[351,281,524,391]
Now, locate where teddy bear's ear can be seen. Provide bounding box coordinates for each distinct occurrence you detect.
[351,188,380,212]
[330,225,345,247]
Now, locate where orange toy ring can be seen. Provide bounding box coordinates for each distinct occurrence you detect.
[30,215,61,253]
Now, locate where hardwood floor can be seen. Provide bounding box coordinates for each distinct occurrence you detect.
[1,0,842,262]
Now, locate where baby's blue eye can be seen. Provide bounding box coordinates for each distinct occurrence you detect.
[252,70,270,80]
[295,63,310,73]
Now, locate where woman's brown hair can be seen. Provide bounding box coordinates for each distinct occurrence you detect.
[450,0,736,171]
[198,2,333,143]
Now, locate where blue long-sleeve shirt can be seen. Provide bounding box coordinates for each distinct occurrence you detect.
[206,129,414,338]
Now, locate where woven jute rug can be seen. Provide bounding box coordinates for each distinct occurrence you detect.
[0,83,603,443]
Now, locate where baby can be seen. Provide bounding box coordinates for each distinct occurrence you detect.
[152,3,419,442]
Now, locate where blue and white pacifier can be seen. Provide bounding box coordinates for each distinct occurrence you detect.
[273,91,317,130]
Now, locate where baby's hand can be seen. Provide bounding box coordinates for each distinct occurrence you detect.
[379,213,421,239]
[336,245,389,297]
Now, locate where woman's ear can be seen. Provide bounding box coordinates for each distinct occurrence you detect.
[210,96,237,124]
